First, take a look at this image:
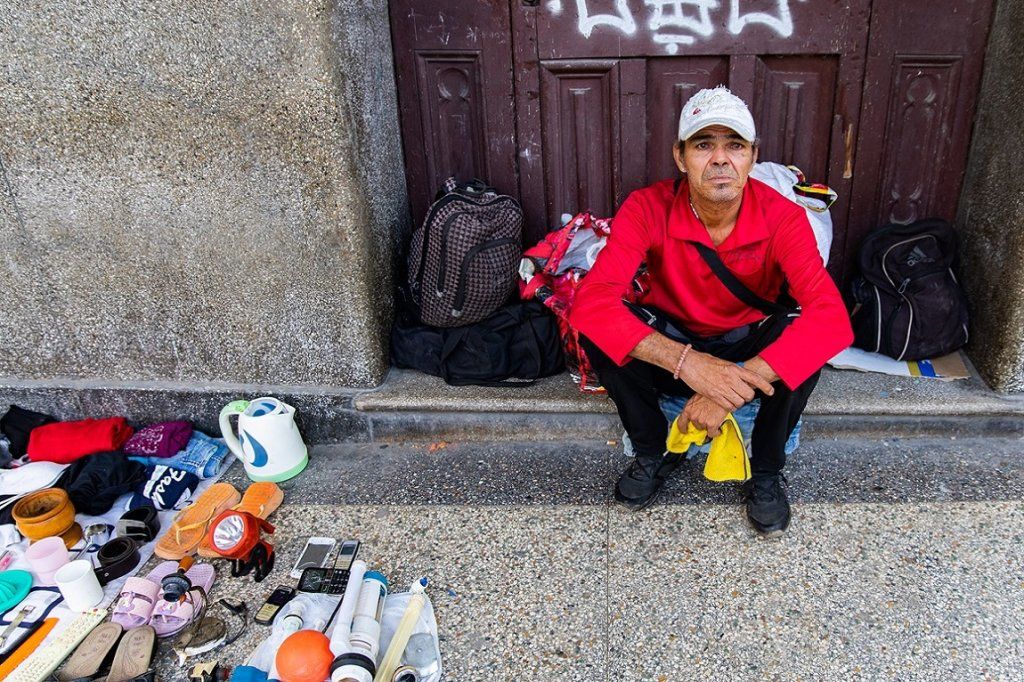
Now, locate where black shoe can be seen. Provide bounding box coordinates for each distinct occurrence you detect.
[614,452,683,511]
[742,473,791,535]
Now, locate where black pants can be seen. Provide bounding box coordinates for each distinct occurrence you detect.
[581,307,820,476]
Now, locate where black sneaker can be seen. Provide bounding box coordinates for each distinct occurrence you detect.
[742,473,791,536]
[614,452,683,511]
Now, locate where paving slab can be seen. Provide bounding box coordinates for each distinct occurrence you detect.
[607,502,1024,681]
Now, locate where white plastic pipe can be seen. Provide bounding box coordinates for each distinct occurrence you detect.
[329,560,367,655]
[349,573,387,662]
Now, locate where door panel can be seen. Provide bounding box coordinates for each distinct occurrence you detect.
[876,57,963,226]
[753,56,838,183]
[389,1,518,229]
[540,60,622,221]
[415,53,489,188]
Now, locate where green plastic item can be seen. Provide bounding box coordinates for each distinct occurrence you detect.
[0,570,33,612]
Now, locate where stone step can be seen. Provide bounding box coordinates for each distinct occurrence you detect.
[353,366,1024,441]
[3,362,1023,444]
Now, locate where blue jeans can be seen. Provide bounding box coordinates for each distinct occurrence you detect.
[128,432,232,479]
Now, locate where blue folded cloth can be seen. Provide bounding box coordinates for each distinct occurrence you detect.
[127,465,200,511]
[128,431,232,479]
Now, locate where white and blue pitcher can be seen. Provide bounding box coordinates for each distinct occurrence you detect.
[219,397,308,482]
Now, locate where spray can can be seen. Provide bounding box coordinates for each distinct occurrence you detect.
[330,571,388,682]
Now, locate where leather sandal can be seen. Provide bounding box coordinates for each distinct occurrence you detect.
[154,483,240,560]
[103,625,156,682]
[196,482,283,559]
[56,622,123,681]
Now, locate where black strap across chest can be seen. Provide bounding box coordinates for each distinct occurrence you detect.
[692,242,791,317]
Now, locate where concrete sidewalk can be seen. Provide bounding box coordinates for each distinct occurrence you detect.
[147,435,1024,681]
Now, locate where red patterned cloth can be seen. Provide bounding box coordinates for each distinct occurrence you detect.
[122,421,193,459]
[519,212,616,392]
[27,417,135,464]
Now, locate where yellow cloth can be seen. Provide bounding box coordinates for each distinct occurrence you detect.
[665,413,751,482]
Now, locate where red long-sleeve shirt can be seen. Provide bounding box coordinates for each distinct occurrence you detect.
[569,178,853,389]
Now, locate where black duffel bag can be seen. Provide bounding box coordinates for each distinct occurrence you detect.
[391,297,564,387]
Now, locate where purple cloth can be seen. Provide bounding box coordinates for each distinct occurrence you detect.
[122,421,193,459]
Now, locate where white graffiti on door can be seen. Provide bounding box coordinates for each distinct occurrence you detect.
[645,0,716,52]
[574,0,637,39]
[567,0,804,53]
[727,0,798,38]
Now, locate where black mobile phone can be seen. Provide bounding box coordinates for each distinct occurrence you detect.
[328,539,360,594]
[255,585,296,625]
[298,540,360,595]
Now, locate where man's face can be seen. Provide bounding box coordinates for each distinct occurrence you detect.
[674,125,758,204]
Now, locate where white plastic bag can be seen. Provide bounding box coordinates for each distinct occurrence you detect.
[749,162,834,266]
[377,591,443,682]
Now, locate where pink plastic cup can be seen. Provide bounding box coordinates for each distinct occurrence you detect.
[24,536,70,585]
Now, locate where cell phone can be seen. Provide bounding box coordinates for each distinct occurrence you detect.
[255,585,296,625]
[298,540,360,594]
[290,537,336,579]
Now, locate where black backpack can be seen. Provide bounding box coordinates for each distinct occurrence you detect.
[850,218,969,360]
[391,296,564,387]
[408,177,523,328]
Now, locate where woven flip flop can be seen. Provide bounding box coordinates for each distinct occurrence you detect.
[104,625,156,682]
[110,561,179,630]
[56,622,123,681]
[197,482,283,559]
[154,483,241,560]
[150,562,216,638]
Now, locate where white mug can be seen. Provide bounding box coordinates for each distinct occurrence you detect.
[54,559,103,612]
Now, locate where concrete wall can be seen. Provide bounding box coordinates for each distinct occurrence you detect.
[0,0,408,389]
[957,0,1024,393]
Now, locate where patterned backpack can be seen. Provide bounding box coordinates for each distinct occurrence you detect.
[407,177,523,327]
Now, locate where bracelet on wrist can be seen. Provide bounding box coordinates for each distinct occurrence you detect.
[672,344,692,380]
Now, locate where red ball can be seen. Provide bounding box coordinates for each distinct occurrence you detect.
[276,630,333,682]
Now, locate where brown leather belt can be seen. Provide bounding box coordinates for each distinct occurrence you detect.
[12,488,83,548]
[94,536,141,586]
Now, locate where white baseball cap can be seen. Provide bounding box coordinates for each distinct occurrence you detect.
[678,86,756,143]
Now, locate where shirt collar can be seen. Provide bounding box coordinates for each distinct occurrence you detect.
[668,178,770,249]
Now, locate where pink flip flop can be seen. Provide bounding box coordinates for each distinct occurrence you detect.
[110,561,179,629]
[149,562,216,638]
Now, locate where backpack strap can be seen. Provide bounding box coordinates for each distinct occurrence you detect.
[692,242,790,316]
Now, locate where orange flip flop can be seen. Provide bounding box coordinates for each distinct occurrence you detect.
[154,482,241,560]
[196,482,284,559]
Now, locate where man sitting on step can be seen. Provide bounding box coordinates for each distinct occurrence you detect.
[569,86,853,535]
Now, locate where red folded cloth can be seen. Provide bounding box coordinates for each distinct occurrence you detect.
[122,420,193,459]
[27,417,135,464]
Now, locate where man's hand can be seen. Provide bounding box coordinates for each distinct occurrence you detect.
[678,351,774,410]
[679,393,729,438]
[743,354,780,384]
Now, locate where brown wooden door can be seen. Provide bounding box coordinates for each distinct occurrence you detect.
[389,1,993,285]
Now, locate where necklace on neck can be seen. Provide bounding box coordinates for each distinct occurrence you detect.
[688,197,702,223]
